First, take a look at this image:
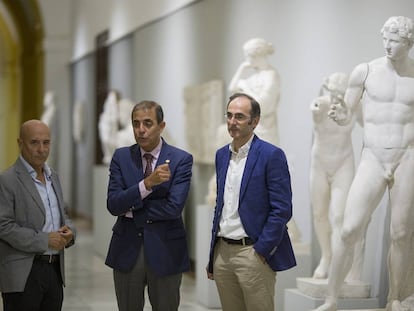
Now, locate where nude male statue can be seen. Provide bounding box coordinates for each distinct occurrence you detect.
[310,72,364,281]
[313,16,414,311]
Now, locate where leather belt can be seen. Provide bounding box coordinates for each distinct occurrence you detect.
[221,237,254,246]
[34,254,60,263]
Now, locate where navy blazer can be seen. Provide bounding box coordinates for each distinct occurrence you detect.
[208,135,296,273]
[105,140,193,276]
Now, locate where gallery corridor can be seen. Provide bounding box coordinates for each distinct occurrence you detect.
[0,222,221,311]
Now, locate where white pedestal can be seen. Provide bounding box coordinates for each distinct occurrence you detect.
[276,244,311,311]
[92,165,115,258]
[285,288,380,311]
[296,277,370,299]
[195,204,221,309]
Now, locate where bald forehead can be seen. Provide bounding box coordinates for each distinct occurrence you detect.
[20,120,50,139]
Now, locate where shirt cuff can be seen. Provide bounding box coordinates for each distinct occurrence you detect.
[139,180,152,199]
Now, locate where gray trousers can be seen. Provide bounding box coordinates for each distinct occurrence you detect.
[113,245,182,311]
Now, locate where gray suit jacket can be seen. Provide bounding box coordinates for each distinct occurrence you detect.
[0,158,75,293]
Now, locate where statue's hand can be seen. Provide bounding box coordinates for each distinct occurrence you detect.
[311,97,329,112]
[328,94,347,124]
[311,99,321,111]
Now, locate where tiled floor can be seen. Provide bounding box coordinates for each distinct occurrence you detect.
[0,228,221,311]
[62,229,222,311]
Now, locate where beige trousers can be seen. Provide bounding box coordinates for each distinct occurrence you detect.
[213,239,276,311]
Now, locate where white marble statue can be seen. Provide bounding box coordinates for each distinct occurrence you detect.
[392,294,414,311]
[228,37,280,146]
[115,98,136,148]
[41,91,56,126]
[98,91,138,164]
[41,91,57,167]
[313,16,414,311]
[98,90,120,165]
[310,72,364,280]
[73,100,84,144]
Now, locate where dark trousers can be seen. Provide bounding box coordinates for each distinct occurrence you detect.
[2,259,63,311]
[113,245,182,311]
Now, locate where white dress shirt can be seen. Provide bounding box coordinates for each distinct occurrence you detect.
[218,135,253,239]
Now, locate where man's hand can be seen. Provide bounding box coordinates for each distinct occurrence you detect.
[144,163,171,190]
[58,225,74,246]
[48,226,74,250]
[48,232,68,250]
[206,266,214,280]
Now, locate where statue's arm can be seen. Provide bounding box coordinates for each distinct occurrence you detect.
[228,61,250,93]
[329,63,367,126]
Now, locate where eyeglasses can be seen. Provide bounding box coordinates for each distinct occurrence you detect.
[225,112,250,122]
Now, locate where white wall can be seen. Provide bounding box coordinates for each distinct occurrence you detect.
[39,0,196,210]
[39,0,73,208]
[71,0,197,60]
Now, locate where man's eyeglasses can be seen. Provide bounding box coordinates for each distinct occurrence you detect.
[225,112,250,122]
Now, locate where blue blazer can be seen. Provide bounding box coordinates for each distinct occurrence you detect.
[105,140,193,276]
[208,135,296,273]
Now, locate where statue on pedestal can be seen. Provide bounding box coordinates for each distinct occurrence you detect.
[310,72,364,280]
[313,16,414,311]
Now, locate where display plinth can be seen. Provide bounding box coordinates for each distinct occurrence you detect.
[285,288,380,310]
[92,165,114,258]
[276,243,311,311]
[195,204,221,308]
[297,277,370,298]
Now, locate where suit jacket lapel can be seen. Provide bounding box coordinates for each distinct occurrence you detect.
[157,140,172,166]
[15,159,45,216]
[217,146,231,204]
[50,172,65,224]
[239,137,260,201]
[129,144,144,184]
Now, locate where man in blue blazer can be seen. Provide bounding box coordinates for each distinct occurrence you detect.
[0,120,75,311]
[207,93,296,311]
[105,100,193,311]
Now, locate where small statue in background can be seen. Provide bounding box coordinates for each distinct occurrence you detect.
[41,91,57,167]
[72,100,85,144]
[98,91,137,165]
[115,98,136,148]
[98,90,121,165]
[310,72,364,280]
[228,37,280,145]
[41,91,56,126]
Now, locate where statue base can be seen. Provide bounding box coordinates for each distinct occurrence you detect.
[297,277,370,298]
[284,288,380,311]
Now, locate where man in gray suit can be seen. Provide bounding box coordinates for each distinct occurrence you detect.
[0,119,75,311]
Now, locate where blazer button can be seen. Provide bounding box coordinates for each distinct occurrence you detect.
[146,220,153,224]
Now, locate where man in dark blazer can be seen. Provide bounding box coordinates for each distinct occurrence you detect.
[207,93,296,311]
[105,100,193,311]
[0,120,75,311]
